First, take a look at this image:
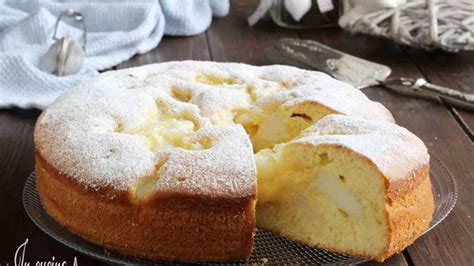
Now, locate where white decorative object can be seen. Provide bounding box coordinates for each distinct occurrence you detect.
[284,0,312,21]
[248,0,274,26]
[39,9,86,76]
[340,0,474,52]
[40,35,85,76]
[339,0,406,28]
[317,0,335,13]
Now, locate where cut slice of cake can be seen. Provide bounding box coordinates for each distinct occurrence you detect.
[255,114,434,262]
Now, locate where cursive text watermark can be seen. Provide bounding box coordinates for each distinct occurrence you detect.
[14,239,78,266]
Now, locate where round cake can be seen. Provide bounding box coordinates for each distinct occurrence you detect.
[34,61,433,262]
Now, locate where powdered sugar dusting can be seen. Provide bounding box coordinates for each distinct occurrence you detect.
[156,125,256,197]
[36,61,413,197]
[293,114,429,181]
[36,81,158,191]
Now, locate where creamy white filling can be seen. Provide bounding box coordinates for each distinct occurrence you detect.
[140,118,202,151]
[314,169,363,217]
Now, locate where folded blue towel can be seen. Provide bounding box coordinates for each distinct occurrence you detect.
[0,0,229,109]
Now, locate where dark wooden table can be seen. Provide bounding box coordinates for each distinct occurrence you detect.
[1,1,472,265]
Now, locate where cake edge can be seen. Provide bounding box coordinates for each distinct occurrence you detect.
[35,153,256,262]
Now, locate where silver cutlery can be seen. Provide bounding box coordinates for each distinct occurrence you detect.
[275,38,474,110]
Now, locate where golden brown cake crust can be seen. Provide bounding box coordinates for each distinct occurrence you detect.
[382,165,434,262]
[35,153,256,262]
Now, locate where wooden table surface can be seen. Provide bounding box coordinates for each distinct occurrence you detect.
[1,1,472,265]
